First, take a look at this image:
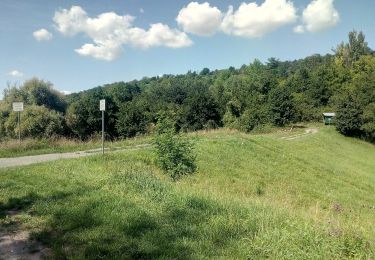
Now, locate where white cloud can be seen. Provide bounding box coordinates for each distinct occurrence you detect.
[61,90,72,95]
[8,70,24,77]
[53,6,89,36]
[176,2,223,36]
[53,6,192,61]
[293,25,305,33]
[75,42,123,61]
[33,28,53,41]
[297,0,339,33]
[140,8,144,14]
[221,0,297,38]
[127,23,194,49]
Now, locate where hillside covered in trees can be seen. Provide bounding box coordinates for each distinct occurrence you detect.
[1,31,374,143]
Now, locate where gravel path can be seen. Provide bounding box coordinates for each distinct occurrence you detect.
[0,144,150,169]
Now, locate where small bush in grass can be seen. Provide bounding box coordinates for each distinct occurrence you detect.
[153,115,196,180]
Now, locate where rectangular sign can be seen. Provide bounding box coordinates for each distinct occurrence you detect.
[12,102,24,112]
[100,99,106,111]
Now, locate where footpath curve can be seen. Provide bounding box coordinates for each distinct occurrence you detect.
[0,144,150,169]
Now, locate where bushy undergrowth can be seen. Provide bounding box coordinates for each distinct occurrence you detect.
[153,116,196,180]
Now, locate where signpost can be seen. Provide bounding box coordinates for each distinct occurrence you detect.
[12,102,24,144]
[100,99,106,154]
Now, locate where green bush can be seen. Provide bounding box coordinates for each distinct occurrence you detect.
[4,105,64,139]
[153,116,196,180]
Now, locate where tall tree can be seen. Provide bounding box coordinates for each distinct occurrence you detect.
[335,30,372,68]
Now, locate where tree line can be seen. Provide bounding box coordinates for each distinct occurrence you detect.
[1,31,374,143]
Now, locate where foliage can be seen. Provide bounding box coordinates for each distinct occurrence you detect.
[335,55,375,141]
[65,87,118,139]
[179,83,221,131]
[116,99,148,138]
[269,85,297,126]
[153,115,196,179]
[4,105,64,139]
[335,30,371,68]
[3,78,66,112]
[335,91,364,137]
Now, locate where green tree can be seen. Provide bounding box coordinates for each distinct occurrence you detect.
[269,85,297,126]
[335,30,372,68]
[65,88,118,139]
[3,78,66,113]
[116,100,149,138]
[179,83,221,131]
[336,91,364,137]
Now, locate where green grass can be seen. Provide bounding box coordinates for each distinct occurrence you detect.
[0,125,374,258]
[0,136,150,158]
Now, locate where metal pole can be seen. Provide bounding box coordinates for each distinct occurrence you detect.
[18,111,21,144]
[102,110,104,154]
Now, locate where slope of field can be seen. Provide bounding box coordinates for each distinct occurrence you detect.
[0,126,374,259]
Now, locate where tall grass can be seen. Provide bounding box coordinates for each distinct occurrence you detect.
[0,125,374,258]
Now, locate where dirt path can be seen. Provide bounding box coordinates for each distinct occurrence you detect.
[0,144,150,169]
[0,230,44,260]
[0,210,50,260]
[281,128,318,141]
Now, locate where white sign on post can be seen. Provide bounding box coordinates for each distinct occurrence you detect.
[100,99,106,154]
[12,102,24,112]
[100,99,106,111]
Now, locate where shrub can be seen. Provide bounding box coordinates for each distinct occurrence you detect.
[4,105,64,139]
[153,116,196,180]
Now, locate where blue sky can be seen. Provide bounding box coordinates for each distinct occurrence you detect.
[1,0,375,97]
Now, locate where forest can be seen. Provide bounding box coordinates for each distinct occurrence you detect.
[1,31,374,143]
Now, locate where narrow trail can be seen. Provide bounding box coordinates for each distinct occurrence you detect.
[0,144,151,169]
[0,211,50,260]
[0,229,45,260]
[281,128,319,141]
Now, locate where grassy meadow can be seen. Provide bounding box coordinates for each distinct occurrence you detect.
[0,125,374,258]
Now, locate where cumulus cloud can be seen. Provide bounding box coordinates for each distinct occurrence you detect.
[33,28,53,41]
[129,23,194,49]
[53,6,192,61]
[221,0,297,38]
[8,70,24,77]
[75,42,123,61]
[296,0,339,33]
[176,2,223,36]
